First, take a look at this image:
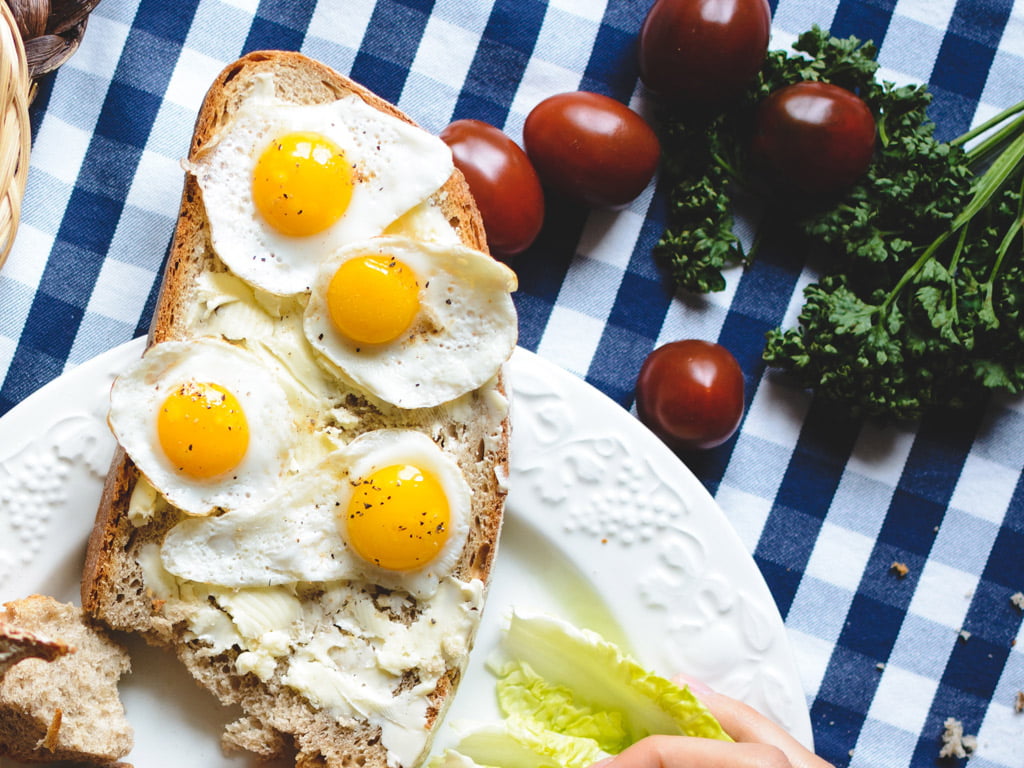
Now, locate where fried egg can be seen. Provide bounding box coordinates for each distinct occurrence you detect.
[303,234,518,408]
[160,429,472,599]
[109,338,306,516]
[185,75,455,296]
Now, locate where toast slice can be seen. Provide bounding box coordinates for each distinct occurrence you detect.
[82,51,512,768]
[0,595,132,765]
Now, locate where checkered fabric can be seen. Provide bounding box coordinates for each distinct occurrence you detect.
[0,0,1022,766]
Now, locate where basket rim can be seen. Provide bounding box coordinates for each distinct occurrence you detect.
[0,0,31,271]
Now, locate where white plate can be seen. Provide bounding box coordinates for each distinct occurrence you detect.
[0,339,813,766]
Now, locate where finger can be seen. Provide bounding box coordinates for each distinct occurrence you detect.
[595,734,793,768]
[672,675,833,768]
[686,681,806,747]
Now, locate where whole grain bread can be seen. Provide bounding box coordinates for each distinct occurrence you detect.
[81,51,510,768]
[0,595,132,765]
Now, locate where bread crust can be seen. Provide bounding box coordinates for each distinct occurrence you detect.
[81,50,509,768]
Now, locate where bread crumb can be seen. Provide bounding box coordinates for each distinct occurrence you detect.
[1015,691,1024,714]
[876,662,886,671]
[958,629,971,643]
[1011,592,1024,611]
[890,562,910,578]
[939,717,977,759]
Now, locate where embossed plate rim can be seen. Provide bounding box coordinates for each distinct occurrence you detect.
[0,339,812,765]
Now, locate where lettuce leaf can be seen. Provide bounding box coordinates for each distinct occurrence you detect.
[433,610,730,768]
[494,662,630,753]
[437,717,608,768]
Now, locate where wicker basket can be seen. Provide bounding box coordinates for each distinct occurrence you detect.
[0,2,30,269]
[0,0,101,269]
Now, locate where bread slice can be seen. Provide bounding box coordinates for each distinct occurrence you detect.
[0,595,132,765]
[81,51,511,768]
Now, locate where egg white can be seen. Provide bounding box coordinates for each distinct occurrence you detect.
[185,75,455,296]
[160,429,472,599]
[303,234,518,409]
[109,337,313,517]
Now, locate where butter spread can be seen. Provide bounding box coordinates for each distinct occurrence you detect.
[284,578,484,766]
[127,476,159,527]
[142,564,484,768]
[384,199,463,246]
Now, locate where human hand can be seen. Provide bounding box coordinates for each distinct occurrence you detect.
[591,675,833,768]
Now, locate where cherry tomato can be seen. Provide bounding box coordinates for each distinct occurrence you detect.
[523,91,660,209]
[750,81,876,196]
[635,340,745,451]
[439,119,544,258]
[638,0,771,106]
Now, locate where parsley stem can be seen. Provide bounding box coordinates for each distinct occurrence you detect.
[877,112,890,148]
[710,152,743,184]
[986,174,1024,287]
[883,122,1024,315]
[953,98,1024,150]
[947,225,969,324]
[948,224,968,275]
[881,229,953,313]
[991,218,1022,281]
[964,112,1024,167]
[952,127,1024,229]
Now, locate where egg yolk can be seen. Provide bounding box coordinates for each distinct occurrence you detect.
[344,464,451,571]
[252,132,353,237]
[157,381,250,480]
[326,255,420,345]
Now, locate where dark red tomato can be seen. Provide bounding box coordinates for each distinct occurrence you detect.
[523,91,660,209]
[440,119,544,258]
[635,340,745,451]
[750,81,876,195]
[638,0,771,106]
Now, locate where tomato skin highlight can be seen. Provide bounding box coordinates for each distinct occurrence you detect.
[750,81,877,195]
[635,340,745,451]
[523,91,661,209]
[638,0,772,106]
[439,119,545,258]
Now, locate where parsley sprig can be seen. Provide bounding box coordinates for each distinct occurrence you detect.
[655,27,1024,419]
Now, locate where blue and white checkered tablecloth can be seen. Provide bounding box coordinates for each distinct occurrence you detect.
[1,0,1022,766]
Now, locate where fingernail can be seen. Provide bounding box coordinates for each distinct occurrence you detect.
[674,673,714,696]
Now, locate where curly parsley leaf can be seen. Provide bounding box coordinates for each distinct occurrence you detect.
[654,25,1024,419]
[763,126,1024,419]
